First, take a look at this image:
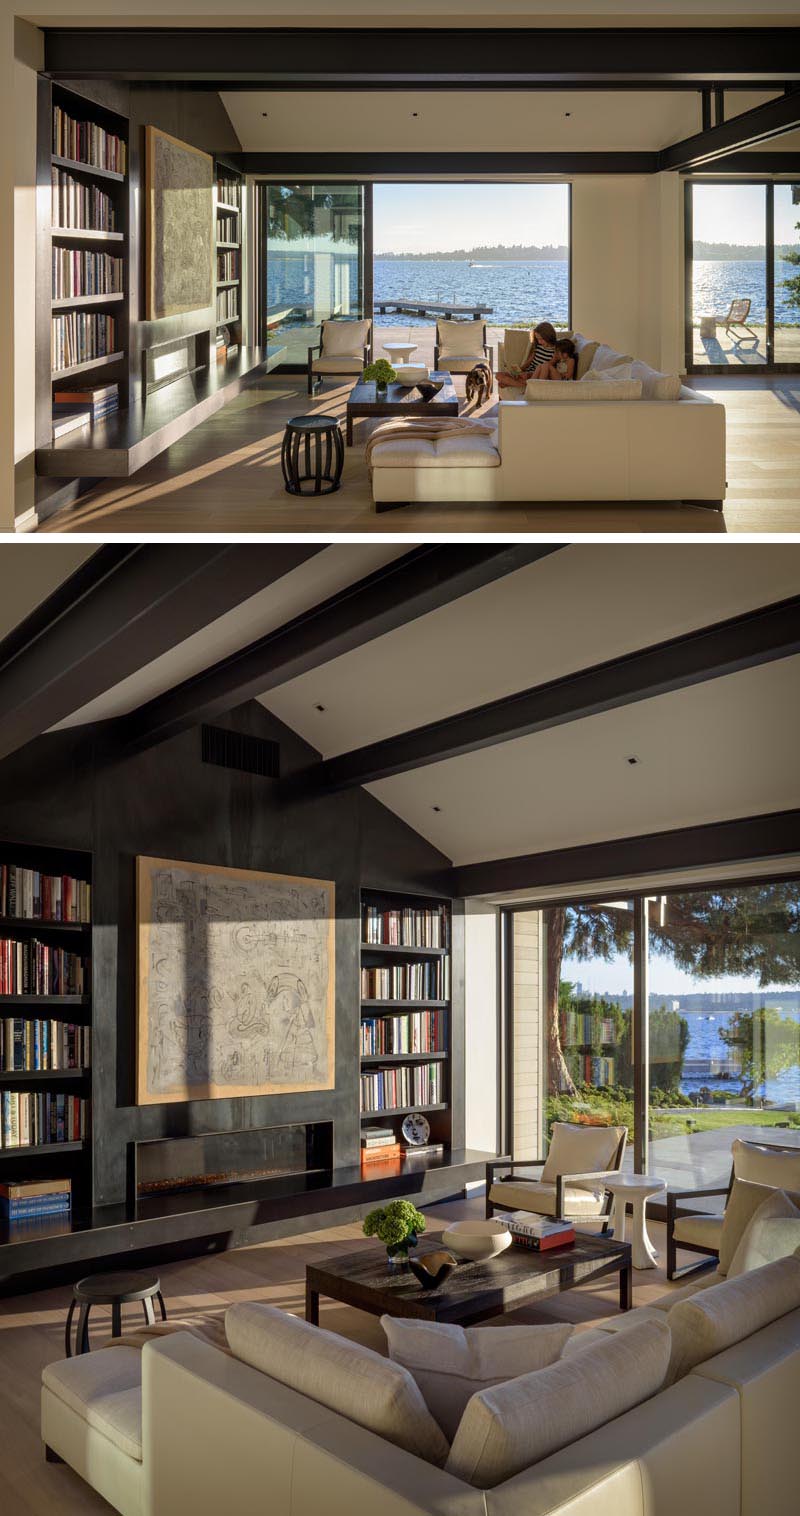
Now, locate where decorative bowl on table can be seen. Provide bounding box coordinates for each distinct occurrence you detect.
[441,1219,512,1262]
[416,379,444,402]
[393,364,430,387]
[409,1249,458,1290]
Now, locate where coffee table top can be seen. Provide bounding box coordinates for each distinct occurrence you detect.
[307,1233,630,1324]
[347,370,458,412]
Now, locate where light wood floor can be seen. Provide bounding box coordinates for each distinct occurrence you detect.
[1,1193,697,1515]
[38,372,800,536]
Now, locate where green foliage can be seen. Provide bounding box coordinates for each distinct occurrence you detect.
[782,222,800,315]
[363,1199,426,1252]
[718,1006,800,1098]
[363,358,397,387]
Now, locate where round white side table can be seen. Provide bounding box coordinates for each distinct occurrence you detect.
[383,342,418,365]
[605,1175,666,1270]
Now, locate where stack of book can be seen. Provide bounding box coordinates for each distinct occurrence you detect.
[506,1212,576,1251]
[53,382,118,425]
[0,1177,72,1221]
[402,1142,444,1164]
[52,405,92,441]
[0,866,91,922]
[215,331,228,364]
[361,1126,402,1169]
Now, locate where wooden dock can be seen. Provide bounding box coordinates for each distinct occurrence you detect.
[375,300,493,319]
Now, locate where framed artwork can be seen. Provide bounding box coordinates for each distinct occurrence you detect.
[136,856,335,1105]
[144,126,214,319]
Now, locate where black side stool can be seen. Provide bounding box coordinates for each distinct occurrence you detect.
[281,414,344,496]
[65,1270,167,1356]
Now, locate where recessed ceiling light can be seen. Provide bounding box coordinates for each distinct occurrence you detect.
[565,112,571,117]
[625,755,641,766]
[262,111,269,117]
[314,703,326,713]
[412,112,419,118]
[432,804,442,812]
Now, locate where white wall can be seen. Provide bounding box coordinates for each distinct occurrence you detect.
[464,900,499,1155]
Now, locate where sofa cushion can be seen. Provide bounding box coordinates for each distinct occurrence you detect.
[311,356,366,374]
[588,342,634,372]
[320,319,370,357]
[501,327,532,368]
[570,333,600,378]
[42,1346,143,1461]
[370,434,500,469]
[437,319,484,358]
[728,1188,800,1278]
[541,1122,625,1184]
[672,1211,725,1252]
[489,1178,606,1215]
[525,375,641,400]
[719,1179,800,1276]
[381,1316,572,1441]
[649,1271,725,1310]
[224,1302,449,1466]
[732,1137,800,1191]
[666,1255,800,1385]
[445,1317,670,1490]
[629,360,683,400]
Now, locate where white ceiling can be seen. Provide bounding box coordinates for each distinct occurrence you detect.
[365,654,800,865]
[0,544,97,647]
[262,544,800,758]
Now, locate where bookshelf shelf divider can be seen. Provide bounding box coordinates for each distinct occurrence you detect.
[214,162,244,356]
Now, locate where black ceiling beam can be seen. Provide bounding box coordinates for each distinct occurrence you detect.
[232,152,659,176]
[42,28,800,89]
[0,544,320,765]
[450,809,800,899]
[299,594,800,795]
[114,545,561,755]
[660,89,800,171]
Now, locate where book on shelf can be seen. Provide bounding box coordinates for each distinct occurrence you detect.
[52,405,92,440]
[362,903,448,949]
[506,1212,576,1239]
[1,1019,91,1072]
[511,1226,576,1252]
[51,168,117,232]
[361,1010,446,1056]
[402,1143,444,1161]
[53,382,118,422]
[1,1181,73,1219]
[360,1061,443,1112]
[361,1142,403,1166]
[51,312,117,374]
[360,1124,395,1141]
[52,247,123,300]
[0,1090,90,1148]
[0,867,91,923]
[0,938,90,995]
[361,1132,397,1149]
[361,960,450,1002]
[53,105,126,175]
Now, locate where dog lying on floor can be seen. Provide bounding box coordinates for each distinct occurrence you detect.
[465,360,494,406]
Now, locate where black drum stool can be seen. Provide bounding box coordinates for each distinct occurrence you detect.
[281,414,344,496]
[65,1270,167,1356]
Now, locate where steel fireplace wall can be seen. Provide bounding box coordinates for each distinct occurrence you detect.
[131,1120,334,1199]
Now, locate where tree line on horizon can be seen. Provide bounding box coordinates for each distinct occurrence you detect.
[376,240,798,261]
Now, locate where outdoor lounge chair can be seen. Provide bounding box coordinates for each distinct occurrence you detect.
[666,1137,800,1281]
[485,1121,628,1231]
[308,318,372,395]
[433,318,493,379]
[721,297,758,343]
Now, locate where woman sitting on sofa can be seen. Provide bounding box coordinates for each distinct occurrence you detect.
[496,320,558,391]
[528,336,577,383]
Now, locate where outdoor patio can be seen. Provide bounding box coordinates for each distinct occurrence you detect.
[692,322,800,366]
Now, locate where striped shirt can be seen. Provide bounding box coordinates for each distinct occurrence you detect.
[529,339,555,368]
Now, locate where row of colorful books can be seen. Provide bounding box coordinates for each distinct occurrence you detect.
[53,105,126,175]
[0,939,89,997]
[561,1011,617,1046]
[360,1010,446,1057]
[359,1062,443,1112]
[362,904,448,949]
[0,1177,72,1221]
[53,247,124,300]
[52,312,117,373]
[361,960,450,1002]
[52,169,118,232]
[1,1019,91,1072]
[0,867,91,924]
[0,1091,90,1149]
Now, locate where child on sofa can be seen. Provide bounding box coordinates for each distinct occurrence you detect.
[496,321,558,391]
[527,336,577,383]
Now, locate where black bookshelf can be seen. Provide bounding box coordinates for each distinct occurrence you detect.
[215,162,243,355]
[0,839,92,1205]
[360,888,452,1150]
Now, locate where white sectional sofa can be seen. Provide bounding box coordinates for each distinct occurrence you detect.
[40,1256,800,1516]
[370,331,726,513]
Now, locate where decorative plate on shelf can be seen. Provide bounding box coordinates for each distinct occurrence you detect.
[402,1112,431,1147]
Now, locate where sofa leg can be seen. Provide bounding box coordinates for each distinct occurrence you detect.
[375,500,409,514]
[45,1445,64,1464]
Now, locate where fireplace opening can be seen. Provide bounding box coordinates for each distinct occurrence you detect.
[131,1121,333,1201]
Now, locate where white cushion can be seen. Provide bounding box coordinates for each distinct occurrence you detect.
[732,1138,800,1191]
[225,1303,449,1466]
[445,1318,670,1489]
[42,1346,143,1461]
[589,342,634,372]
[666,1255,800,1385]
[437,319,484,358]
[525,376,642,401]
[489,1178,606,1215]
[311,356,365,374]
[381,1316,572,1441]
[728,1188,800,1277]
[672,1212,725,1251]
[541,1122,625,1184]
[371,435,499,469]
[501,328,532,368]
[629,359,683,400]
[719,1178,800,1276]
[437,356,488,373]
[321,319,370,357]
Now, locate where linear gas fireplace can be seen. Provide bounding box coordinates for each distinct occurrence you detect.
[131,1121,333,1202]
[143,332,211,396]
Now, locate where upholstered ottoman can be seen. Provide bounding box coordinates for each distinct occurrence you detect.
[370,426,501,512]
[42,1346,144,1516]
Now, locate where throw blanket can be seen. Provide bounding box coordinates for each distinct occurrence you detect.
[364,416,496,472]
[99,1309,231,1356]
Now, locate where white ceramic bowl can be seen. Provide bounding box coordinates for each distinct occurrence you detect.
[441,1218,512,1262]
[393,364,430,386]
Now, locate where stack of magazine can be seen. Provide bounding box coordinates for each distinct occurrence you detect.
[506,1211,576,1251]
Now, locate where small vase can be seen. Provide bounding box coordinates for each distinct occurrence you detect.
[376,382,388,397]
[386,1247,410,1271]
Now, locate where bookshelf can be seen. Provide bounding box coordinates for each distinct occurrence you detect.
[48,83,129,431]
[360,888,453,1157]
[215,162,243,359]
[0,839,92,1202]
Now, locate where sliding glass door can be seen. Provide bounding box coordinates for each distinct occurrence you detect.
[774,184,800,366]
[261,183,368,366]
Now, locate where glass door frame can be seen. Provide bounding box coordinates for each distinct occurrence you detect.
[684,176,799,376]
[500,868,800,1198]
[252,180,373,371]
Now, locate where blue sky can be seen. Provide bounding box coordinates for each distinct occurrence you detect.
[373,183,570,255]
[693,183,800,246]
[567,950,787,998]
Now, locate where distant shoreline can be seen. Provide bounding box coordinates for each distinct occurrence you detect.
[375,243,793,262]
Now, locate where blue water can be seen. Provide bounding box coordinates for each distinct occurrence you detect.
[680,1009,800,1105]
[267,251,799,330]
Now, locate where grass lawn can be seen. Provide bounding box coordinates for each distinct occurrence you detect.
[652,1107,800,1139]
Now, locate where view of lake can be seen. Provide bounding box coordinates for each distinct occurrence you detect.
[679,1007,800,1104]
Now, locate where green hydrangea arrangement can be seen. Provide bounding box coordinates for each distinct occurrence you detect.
[363,1199,426,1260]
[362,358,397,389]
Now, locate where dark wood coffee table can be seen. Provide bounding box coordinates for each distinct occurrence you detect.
[306,1233,632,1326]
[345,371,459,445]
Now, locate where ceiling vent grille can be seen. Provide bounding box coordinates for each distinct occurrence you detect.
[201,724,280,779]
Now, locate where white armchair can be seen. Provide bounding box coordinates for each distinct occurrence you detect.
[434,318,492,378]
[308,318,372,394]
[486,1122,628,1229]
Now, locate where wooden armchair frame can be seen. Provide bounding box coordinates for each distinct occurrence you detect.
[434,321,493,375]
[485,1128,628,1233]
[307,318,373,395]
[666,1138,800,1281]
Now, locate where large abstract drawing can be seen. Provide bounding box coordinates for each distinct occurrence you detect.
[145,126,214,319]
[136,856,335,1105]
